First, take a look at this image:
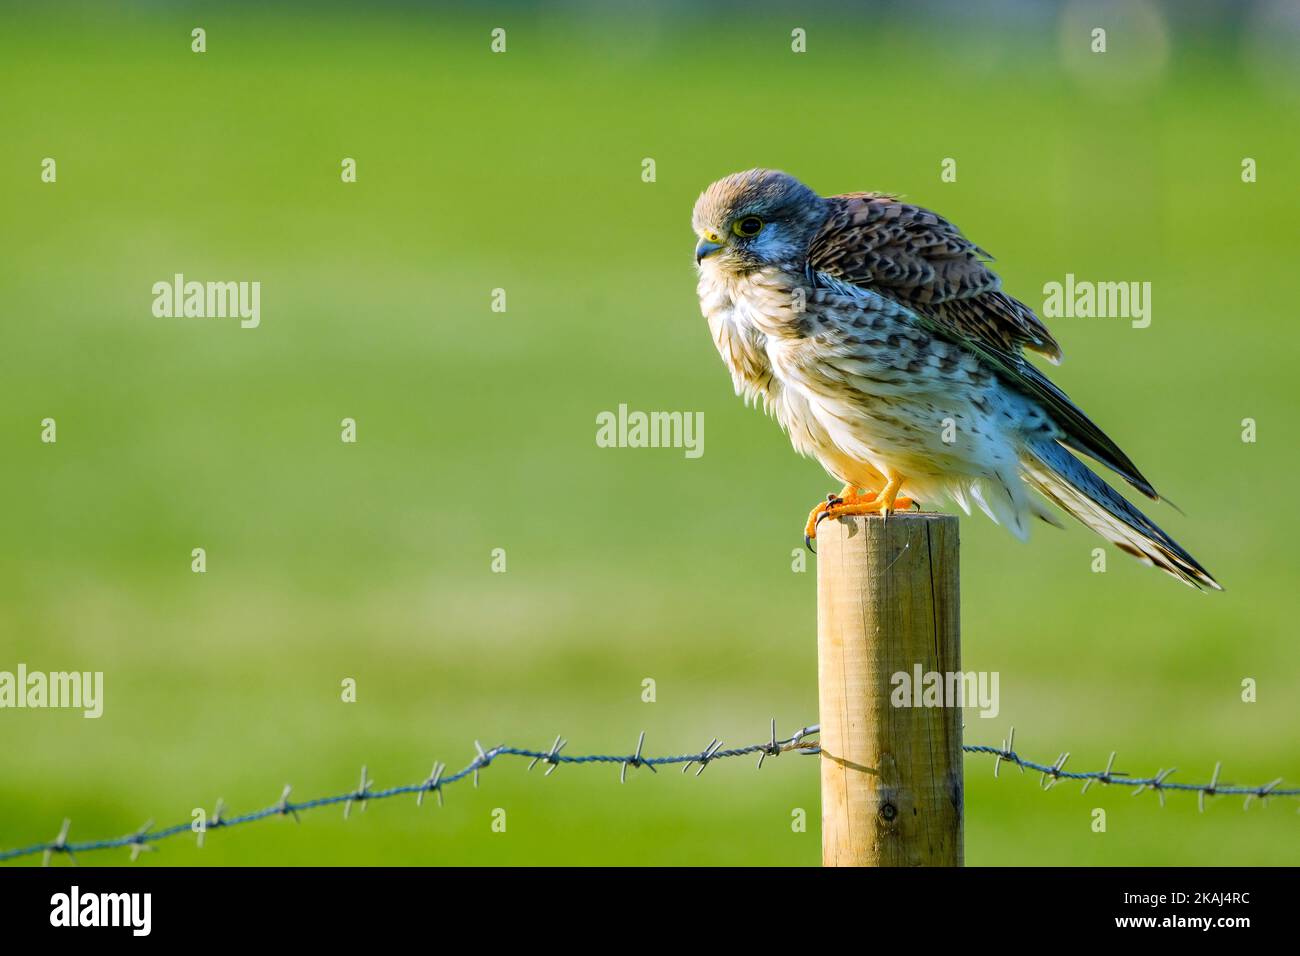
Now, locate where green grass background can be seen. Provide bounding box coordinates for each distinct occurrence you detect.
[1,2,1297,865]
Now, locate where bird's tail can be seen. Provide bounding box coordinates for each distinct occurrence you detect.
[1020,439,1221,590]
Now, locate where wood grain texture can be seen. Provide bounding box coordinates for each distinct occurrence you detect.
[816,512,963,866]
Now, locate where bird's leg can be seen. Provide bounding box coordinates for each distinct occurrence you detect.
[804,482,916,551]
[870,472,909,516]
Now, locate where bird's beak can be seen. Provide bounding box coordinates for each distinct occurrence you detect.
[695,237,724,263]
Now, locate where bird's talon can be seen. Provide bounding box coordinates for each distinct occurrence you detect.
[804,480,918,545]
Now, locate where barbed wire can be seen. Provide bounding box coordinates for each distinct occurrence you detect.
[0,721,820,865]
[2,722,1295,865]
[970,726,1300,809]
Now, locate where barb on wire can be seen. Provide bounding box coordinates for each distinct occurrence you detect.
[197,799,224,848]
[42,819,72,868]
[344,766,372,820]
[527,735,566,776]
[620,731,653,783]
[418,762,445,808]
[4,721,1296,866]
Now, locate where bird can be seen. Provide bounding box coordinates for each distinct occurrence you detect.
[691,168,1220,590]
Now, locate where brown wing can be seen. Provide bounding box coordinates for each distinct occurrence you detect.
[808,192,1160,500]
[808,193,1062,362]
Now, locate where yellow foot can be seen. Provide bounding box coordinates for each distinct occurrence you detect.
[804,484,916,552]
[871,474,910,518]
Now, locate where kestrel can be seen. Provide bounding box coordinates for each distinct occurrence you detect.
[692,168,1219,590]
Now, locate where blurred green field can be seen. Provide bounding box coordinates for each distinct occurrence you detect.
[1,3,1298,865]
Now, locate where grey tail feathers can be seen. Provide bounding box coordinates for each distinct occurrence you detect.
[1021,439,1221,591]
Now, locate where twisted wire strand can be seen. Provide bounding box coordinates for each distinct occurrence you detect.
[3,723,1295,864]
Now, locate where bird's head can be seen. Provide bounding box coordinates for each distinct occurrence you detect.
[691,169,827,274]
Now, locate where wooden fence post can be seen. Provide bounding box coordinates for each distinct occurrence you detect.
[816,512,963,866]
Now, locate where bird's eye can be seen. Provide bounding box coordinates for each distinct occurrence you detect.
[732,216,764,238]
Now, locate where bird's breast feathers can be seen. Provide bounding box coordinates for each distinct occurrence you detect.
[697,263,1017,484]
